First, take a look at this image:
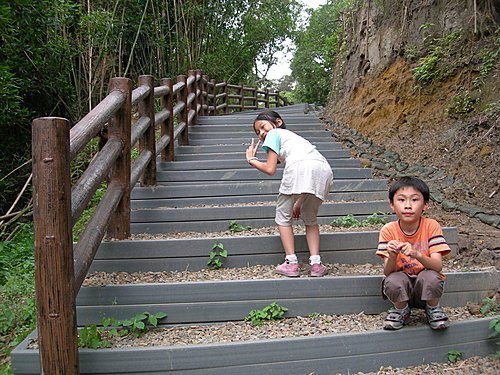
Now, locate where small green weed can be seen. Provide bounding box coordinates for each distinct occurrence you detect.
[487,317,500,358]
[412,30,461,85]
[473,49,499,88]
[79,325,112,349]
[480,297,498,316]
[120,312,167,338]
[208,242,228,269]
[412,48,442,85]
[228,221,252,233]
[447,349,463,363]
[307,312,321,319]
[73,184,106,241]
[446,91,478,118]
[331,213,387,228]
[245,302,288,326]
[80,311,168,348]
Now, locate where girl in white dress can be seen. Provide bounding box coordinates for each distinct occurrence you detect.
[245,111,333,277]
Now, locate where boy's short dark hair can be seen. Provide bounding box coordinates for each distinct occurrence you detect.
[253,110,286,129]
[389,176,430,203]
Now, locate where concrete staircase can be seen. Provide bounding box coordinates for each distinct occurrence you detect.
[11,104,498,374]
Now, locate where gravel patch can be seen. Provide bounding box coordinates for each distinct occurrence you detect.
[97,307,480,348]
[128,224,384,241]
[83,261,496,287]
[350,355,499,375]
[28,307,490,349]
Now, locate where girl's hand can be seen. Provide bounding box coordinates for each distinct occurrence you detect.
[292,195,304,219]
[245,138,260,160]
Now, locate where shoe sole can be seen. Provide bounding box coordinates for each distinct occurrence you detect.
[430,321,450,330]
[310,271,327,277]
[275,270,300,277]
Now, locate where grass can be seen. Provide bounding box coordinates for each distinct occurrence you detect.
[0,224,36,374]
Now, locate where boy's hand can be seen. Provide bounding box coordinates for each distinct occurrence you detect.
[386,240,401,258]
[399,242,420,258]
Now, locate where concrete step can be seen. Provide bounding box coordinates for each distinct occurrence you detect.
[130,201,391,234]
[190,123,327,131]
[188,136,337,145]
[173,148,350,161]
[155,168,372,183]
[132,179,388,199]
[188,129,331,139]
[12,317,497,374]
[91,229,458,273]
[131,179,389,207]
[75,271,496,325]
[131,191,388,208]
[157,158,360,171]
[174,141,343,154]
[11,318,496,375]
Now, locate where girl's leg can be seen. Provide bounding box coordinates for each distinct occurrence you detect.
[305,224,320,256]
[278,225,295,256]
[275,194,299,277]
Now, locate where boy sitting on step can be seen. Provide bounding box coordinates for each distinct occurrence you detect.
[376,176,451,330]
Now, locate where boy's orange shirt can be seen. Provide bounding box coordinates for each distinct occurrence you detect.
[376,217,451,276]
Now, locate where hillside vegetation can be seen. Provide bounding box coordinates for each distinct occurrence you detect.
[325,0,499,214]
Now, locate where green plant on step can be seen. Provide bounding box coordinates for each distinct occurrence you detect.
[487,317,500,358]
[208,242,228,269]
[447,349,463,363]
[480,296,498,316]
[331,214,360,227]
[331,213,388,228]
[78,325,112,349]
[121,312,168,338]
[96,311,168,343]
[362,213,388,226]
[245,302,288,326]
[228,220,252,233]
[307,312,321,319]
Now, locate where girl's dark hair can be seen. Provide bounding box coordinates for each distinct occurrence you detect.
[389,176,430,202]
[253,110,286,129]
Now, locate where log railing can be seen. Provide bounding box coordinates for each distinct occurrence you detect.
[31,70,288,374]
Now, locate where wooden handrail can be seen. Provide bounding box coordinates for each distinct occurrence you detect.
[31,69,288,374]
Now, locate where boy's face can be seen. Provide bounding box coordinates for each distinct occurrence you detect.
[390,186,428,224]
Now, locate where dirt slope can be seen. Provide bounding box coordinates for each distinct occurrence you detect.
[324,0,499,266]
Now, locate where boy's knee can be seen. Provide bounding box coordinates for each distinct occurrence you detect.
[383,272,409,292]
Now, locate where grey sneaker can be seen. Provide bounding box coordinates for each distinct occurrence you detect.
[383,306,411,330]
[426,305,449,330]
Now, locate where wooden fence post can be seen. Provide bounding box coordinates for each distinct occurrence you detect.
[187,70,197,125]
[138,75,156,186]
[161,77,174,161]
[252,86,257,110]
[201,73,208,116]
[223,81,229,114]
[210,79,216,115]
[265,88,270,108]
[106,77,132,240]
[32,117,79,375]
[177,74,189,145]
[239,84,244,112]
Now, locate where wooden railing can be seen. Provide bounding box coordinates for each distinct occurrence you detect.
[31,70,288,374]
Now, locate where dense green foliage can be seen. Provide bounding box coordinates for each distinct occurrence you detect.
[291,0,356,105]
[0,225,36,373]
[0,0,301,216]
